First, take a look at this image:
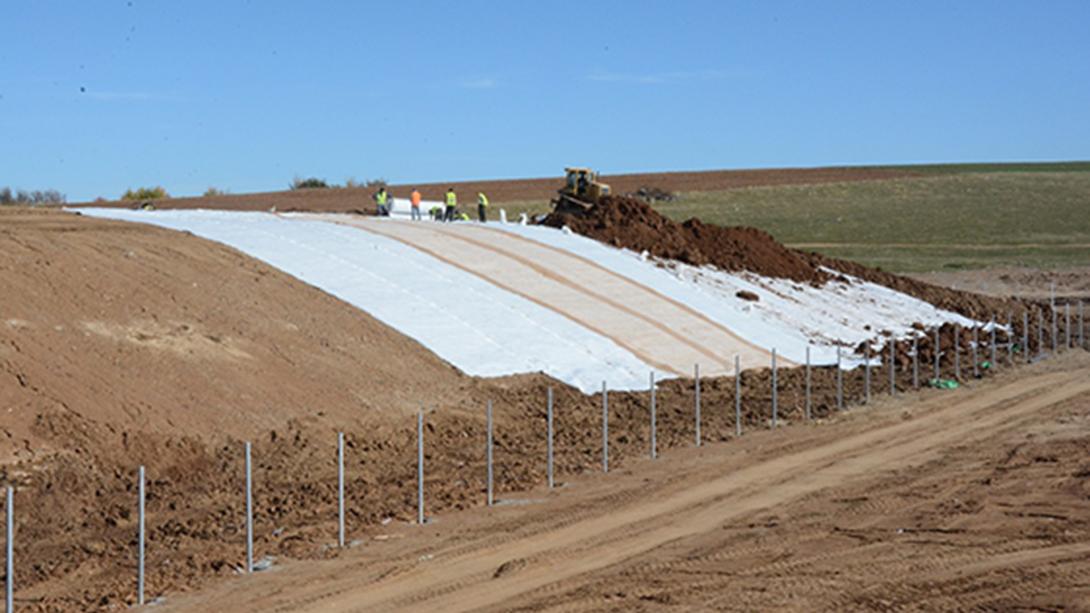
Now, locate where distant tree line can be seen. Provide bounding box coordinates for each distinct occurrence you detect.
[0,187,67,205]
[121,186,170,200]
[290,176,387,190]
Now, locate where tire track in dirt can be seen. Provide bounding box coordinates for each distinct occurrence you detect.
[495,378,1081,611]
[156,366,1090,612]
[395,373,1086,612]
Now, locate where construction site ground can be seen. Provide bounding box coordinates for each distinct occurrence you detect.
[3,195,1089,610]
[156,352,1090,612]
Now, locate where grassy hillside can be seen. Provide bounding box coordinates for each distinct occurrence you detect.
[657,170,1090,272]
[495,163,1090,273]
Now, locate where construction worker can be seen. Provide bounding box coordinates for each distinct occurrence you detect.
[410,188,422,221]
[443,187,457,222]
[373,186,390,216]
[429,204,442,221]
[477,191,489,223]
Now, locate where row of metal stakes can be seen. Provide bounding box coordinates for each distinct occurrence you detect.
[2,304,1085,610]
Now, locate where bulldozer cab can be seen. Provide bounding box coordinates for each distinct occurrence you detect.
[561,167,611,203]
[553,167,611,214]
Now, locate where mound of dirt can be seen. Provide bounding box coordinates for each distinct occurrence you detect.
[0,208,467,464]
[809,252,1028,322]
[542,195,830,284]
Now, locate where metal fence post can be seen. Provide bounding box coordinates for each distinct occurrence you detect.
[1007,312,1014,366]
[5,486,11,613]
[972,326,979,379]
[804,345,811,420]
[547,387,554,488]
[601,383,608,473]
[889,340,895,396]
[863,344,870,403]
[487,401,494,505]
[836,346,843,410]
[138,465,145,605]
[337,432,345,548]
[953,324,961,380]
[1023,310,1030,363]
[1052,306,1058,354]
[1081,301,1086,349]
[1065,303,1071,349]
[417,411,425,525]
[934,328,941,381]
[771,349,778,428]
[649,372,657,460]
[1038,308,1044,358]
[734,356,742,436]
[694,364,701,446]
[1051,282,1058,353]
[990,315,998,364]
[245,441,253,574]
[912,333,919,389]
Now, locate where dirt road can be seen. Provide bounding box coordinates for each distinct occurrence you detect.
[317,217,777,376]
[155,354,1090,612]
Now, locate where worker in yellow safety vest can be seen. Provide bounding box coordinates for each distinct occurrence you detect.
[477,192,489,223]
[444,188,457,222]
[373,187,390,216]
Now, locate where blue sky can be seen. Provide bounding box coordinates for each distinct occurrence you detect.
[2,1,1088,201]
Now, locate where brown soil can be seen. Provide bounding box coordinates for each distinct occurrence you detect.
[810,251,1031,322]
[914,266,1090,301]
[0,207,466,465]
[153,354,1090,612]
[2,207,1085,611]
[69,166,917,212]
[543,195,829,284]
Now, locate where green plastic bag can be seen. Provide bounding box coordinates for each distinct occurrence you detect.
[928,378,959,389]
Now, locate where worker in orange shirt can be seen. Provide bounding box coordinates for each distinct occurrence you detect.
[410,188,422,221]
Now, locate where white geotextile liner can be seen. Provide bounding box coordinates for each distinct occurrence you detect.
[493,223,983,367]
[74,208,663,392]
[76,208,985,388]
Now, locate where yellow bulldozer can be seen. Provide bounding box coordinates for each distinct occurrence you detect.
[552,167,611,213]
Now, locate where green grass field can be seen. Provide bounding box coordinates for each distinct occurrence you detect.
[498,163,1090,273]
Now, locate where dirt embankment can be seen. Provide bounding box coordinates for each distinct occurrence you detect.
[0,207,469,463]
[0,207,1081,611]
[543,195,1036,323]
[543,195,828,284]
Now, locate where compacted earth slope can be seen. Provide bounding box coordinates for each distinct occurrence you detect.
[0,207,466,464]
[0,205,1078,611]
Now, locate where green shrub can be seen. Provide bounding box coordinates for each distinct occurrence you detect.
[290,176,330,190]
[121,186,169,200]
[203,187,229,197]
